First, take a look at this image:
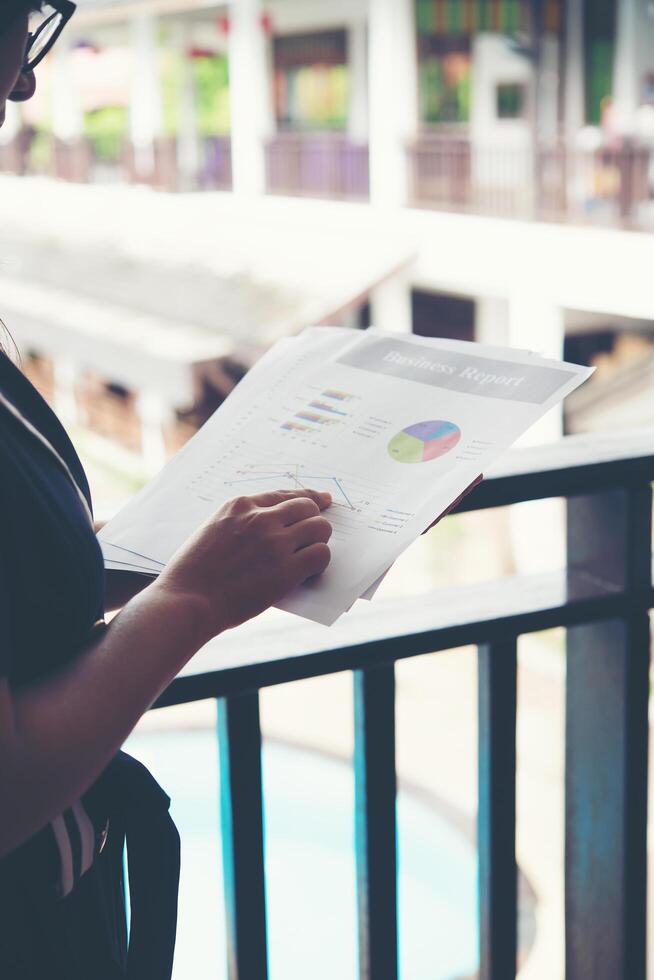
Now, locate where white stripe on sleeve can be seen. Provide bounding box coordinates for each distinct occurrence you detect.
[71,800,96,877]
[50,815,74,897]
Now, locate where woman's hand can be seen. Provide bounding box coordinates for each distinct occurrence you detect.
[155,489,333,639]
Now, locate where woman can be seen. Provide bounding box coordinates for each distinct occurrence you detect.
[0,3,334,976]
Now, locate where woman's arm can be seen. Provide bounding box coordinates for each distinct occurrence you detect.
[0,489,332,857]
[103,569,153,613]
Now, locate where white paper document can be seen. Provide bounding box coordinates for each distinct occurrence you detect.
[100,327,593,625]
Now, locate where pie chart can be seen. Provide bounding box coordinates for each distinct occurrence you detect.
[388,420,461,464]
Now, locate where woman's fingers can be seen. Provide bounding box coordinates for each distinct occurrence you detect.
[291,515,333,550]
[248,488,332,513]
[273,496,322,525]
[292,542,332,582]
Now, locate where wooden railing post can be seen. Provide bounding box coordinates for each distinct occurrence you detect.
[565,485,652,979]
[478,639,518,980]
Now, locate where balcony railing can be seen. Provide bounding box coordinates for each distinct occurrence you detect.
[150,429,654,980]
[198,136,233,191]
[408,135,654,230]
[265,132,370,201]
[0,134,234,193]
[3,129,654,230]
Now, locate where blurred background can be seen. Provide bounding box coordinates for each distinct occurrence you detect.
[1,1,653,977]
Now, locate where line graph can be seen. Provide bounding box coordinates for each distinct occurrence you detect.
[224,463,357,510]
[186,441,415,547]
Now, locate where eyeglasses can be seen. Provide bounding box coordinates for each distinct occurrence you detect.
[23,0,76,73]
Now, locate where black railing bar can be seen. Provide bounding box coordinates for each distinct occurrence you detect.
[167,565,652,692]
[354,665,398,980]
[456,462,653,513]
[478,639,518,980]
[217,693,268,980]
[180,566,646,681]
[454,442,654,514]
[154,583,654,709]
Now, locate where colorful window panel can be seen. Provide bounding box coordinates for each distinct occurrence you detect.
[583,0,617,124]
[415,0,563,36]
[273,30,349,131]
[418,38,472,124]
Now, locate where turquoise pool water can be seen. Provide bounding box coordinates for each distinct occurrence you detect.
[126,730,478,980]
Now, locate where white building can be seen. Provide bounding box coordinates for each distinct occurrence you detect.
[1,0,653,468]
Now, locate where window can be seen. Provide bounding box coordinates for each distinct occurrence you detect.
[105,381,130,400]
[584,0,617,125]
[496,82,526,119]
[418,37,472,125]
[411,289,476,341]
[273,30,349,131]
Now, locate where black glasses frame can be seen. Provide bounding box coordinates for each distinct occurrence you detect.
[23,0,77,72]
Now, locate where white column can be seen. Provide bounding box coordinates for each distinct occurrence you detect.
[229,0,272,197]
[370,273,413,333]
[348,19,368,144]
[470,35,532,195]
[136,390,170,473]
[613,0,654,134]
[509,291,565,443]
[51,36,83,142]
[507,294,566,578]
[175,23,200,190]
[368,0,418,208]
[564,0,585,139]
[0,101,21,145]
[476,296,510,347]
[53,356,79,426]
[129,13,163,177]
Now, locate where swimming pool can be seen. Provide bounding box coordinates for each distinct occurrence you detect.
[126,729,478,980]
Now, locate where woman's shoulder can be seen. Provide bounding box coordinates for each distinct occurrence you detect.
[0,352,92,508]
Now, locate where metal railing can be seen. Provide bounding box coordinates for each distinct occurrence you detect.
[408,135,654,230]
[150,429,654,980]
[265,132,370,201]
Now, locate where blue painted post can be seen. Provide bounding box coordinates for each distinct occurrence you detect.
[565,485,652,978]
[354,664,398,980]
[217,693,268,980]
[478,639,518,980]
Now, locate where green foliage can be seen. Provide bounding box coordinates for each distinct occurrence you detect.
[193,56,230,136]
[83,106,127,162]
[29,128,54,170]
[420,57,471,124]
[160,52,230,136]
[586,40,614,125]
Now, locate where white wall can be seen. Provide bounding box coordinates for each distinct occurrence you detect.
[269,0,368,34]
[470,34,533,196]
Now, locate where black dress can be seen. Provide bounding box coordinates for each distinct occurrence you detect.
[0,353,180,979]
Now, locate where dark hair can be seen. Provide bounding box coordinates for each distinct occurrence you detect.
[0,1,42,30]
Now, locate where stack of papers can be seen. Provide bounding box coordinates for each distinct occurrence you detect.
[99,327,593,625]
